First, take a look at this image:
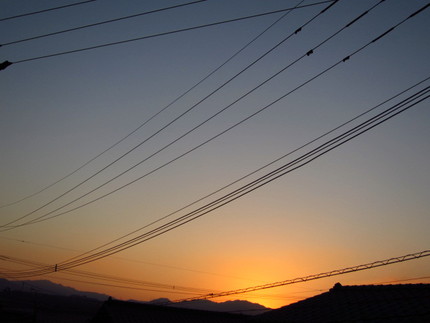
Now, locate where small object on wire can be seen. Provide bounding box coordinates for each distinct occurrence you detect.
[0,60,12,70]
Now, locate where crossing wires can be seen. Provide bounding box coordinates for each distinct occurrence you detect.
[0,0,341,229]
[2,0,427,231]
[2,79,429,274]
[173,250,430,302]
[0,0,308,209]
[1,1,336,67]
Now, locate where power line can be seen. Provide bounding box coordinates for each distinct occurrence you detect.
[0,0,340,228]
[2,5,428,275]
[172,250,430,302]
[3,0,423,232]
[7,1,336,65]
[0,235,265,284]
[56,76,430,267]
[1,0,207,47]
[0,0,305,209]
[0,0,96,22]
[7,82,428,274]
[0,255,216,295]
[52,90,429,271]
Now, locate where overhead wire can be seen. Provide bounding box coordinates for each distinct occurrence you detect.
[50,83,430,270]
[4,0,422,232]
[15,81,429,273]
[0,0,340,228]
[3,249,429,303]
[1,1,428,303]
[7,1,336,65]
[0,255,295,300]
[54,75,430,265]
[0,255,217,295]
[1,3,428,274]
[0,0,307,209]
[2,87,429,276]
[0,235,267,284]
[172,250,430,302]
[0,0,96,22]
[0,0,207,47]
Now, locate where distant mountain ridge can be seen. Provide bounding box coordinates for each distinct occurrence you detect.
[0,278,270,315]
[145,297,270,315]
[0,278,109,301]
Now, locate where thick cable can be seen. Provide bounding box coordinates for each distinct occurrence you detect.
[54,88,430,270]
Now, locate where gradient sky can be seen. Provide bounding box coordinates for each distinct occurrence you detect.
[1,0,429,309]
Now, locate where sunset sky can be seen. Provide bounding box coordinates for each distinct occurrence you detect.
[1,0,429,309]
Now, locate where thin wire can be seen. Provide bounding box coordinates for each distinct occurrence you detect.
[3,89,429,274]
[173,250,430,302]
[1,0,207,46]
[12,1,336,64]
[0,0,338,227]
[9,0,411,230]
[2,4,428,270]
[0,235,265,283]
[55,88,430,270]
[0,0,306,209]
[0,0,96,22]
[0,255,216,294]
[60,87,428,269]
[58,76,430,264]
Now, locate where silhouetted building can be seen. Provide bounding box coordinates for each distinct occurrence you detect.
[256,283,430,322]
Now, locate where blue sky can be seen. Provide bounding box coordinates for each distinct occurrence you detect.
[1,0,429,308]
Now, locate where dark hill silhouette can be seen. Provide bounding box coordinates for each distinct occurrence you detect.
[174,299,270,315]
[0,278,109,301]
[0,288,102,323]
[256,283,430,322]
[0,278,269,315]
[143,298,270,315]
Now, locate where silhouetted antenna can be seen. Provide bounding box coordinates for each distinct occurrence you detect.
[1,0,208,47]
[173,250,430,302]
[0,0,96,22]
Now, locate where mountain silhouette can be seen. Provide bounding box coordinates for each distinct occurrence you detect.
[0,278,109,301]
[0,278,269,314]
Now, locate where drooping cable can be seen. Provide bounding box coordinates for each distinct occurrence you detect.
[20,82,427,272]
[0,0,305,209]
[56,75,430,264]
[173,250,430,302]
[0,0,339,227]
[8,1,336,65]
[1,0,207,47]
[0,255,217,294]
[53,89,430,271]
[0,0,96,22]
[7,0,424,232]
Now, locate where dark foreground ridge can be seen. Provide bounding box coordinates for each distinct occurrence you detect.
[1,281,429,322]
[257,282,430,322]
